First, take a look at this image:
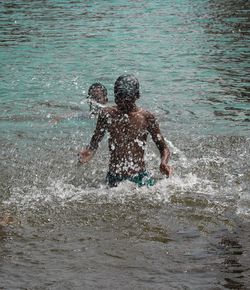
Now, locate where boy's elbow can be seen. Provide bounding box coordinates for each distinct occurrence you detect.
[167,148,171,160]
[160,145,170,162]
[165,147,171,159]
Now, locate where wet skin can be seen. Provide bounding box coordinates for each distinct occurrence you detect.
[79,97,172,178]
[88,87,107,105]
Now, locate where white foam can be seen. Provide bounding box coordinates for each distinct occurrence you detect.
[3,171,212,210]
[3,138,248,220]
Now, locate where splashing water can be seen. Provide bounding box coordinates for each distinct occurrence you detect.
[1,0,250,289]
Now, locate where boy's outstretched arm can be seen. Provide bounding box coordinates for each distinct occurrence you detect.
[147,113,172,177]
[78,111,107,164]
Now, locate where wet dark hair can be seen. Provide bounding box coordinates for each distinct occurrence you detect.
[88,82,107,98]
[114,74,140,100]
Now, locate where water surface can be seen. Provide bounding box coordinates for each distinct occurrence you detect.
[0,0,250,289]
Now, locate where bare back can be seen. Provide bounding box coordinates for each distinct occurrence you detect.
[88,105,165,176]
[79,76,171,180]
[105,107,150,175]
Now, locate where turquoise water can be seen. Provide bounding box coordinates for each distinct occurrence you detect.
[0,1,250,289]
[1,0,249,137]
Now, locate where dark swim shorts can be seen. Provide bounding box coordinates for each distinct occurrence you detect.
[106,171,156,187]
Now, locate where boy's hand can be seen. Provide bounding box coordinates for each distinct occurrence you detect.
[160,162,172,177]
[78,149,94,164]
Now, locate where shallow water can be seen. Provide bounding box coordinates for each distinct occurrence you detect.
[1,0,250,289]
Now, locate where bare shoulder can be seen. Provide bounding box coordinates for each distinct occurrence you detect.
[101,106,118,117]
[138,108,156,121]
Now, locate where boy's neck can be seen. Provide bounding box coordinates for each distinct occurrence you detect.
[118,104,137,114]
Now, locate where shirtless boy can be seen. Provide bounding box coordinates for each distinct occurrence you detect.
[52,82,108,123]
[78,74,172,187]
[87,82,108,117]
